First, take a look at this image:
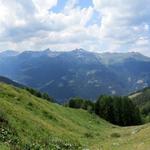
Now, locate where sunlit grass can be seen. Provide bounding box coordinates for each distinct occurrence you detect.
[0,83,150,149]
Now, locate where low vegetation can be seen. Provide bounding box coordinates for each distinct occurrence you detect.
[25,87,54,102]
[0,83,150,149]
[67,97,94,113]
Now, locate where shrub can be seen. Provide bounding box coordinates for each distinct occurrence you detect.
[68,97,94,113]
[84,132,93,138]
[111,133,121,138]
[0,110,8,126]
[0,110,20,146]
[25,87,54,102]
[42,111,57,121]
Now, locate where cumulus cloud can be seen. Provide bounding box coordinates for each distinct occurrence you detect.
[33,0,57,14]
[0,0,98,51]
[0,0,150,56]
[93,0,150,55]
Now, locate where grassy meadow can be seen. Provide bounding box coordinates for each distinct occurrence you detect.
[0,83,150,150]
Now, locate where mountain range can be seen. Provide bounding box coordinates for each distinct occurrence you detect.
[0,49,150,102]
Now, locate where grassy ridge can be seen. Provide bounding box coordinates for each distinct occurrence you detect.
[129,87,150,122]
[0,83,150,150]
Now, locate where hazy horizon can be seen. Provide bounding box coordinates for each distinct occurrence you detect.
[0,48,150,57]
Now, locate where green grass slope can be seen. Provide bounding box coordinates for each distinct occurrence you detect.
[129,87,150,105]
[0,83,150,150]
[129,87,150,122]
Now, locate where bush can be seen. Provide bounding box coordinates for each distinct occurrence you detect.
[68,97,94,113]
[42,111,57,121]
[84,132,93,138]
[111,133,121,138]
[0,110,20,146]
[141,103,150,116]
[0,110,8,126]
[25,87,54,102]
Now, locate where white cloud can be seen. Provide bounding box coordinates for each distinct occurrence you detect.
[93,0,150,55]
[0,0,98,52]
[0,0,150,56]
[33,0,57,15]
[64,0,78,11]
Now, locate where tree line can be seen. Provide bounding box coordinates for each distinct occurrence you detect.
[67,96,142,126]
[25,87,54,102]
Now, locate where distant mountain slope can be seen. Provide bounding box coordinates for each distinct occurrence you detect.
[129,87,150,120]
[0,49,150,102]
[0,76,24,88]
[129,87,150,105]
[0,50,19,57]
[0,83,150,149]
[96,52,150,65]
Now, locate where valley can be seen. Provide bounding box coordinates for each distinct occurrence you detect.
[0,49,150,102]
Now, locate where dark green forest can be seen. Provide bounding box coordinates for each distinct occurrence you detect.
[68,96,142,126]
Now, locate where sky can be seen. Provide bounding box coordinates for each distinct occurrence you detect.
[0,0,150,56]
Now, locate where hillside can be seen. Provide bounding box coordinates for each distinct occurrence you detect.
[0,76,24,88]
[0,49,150,102]
[129,87,150,121]
[129,87,150,105]
[0,83,150,150]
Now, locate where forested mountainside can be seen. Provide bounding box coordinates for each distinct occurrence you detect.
[0,49,150,102]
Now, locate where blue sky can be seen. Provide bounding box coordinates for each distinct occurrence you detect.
[51,0,66,13]
[0,0,150,56]
[52,0,93,13]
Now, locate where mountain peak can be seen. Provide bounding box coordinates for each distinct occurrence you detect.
[0,50,19,57]
[43,48,51,53]
[97,51,150,65]
[72,48,87,53]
